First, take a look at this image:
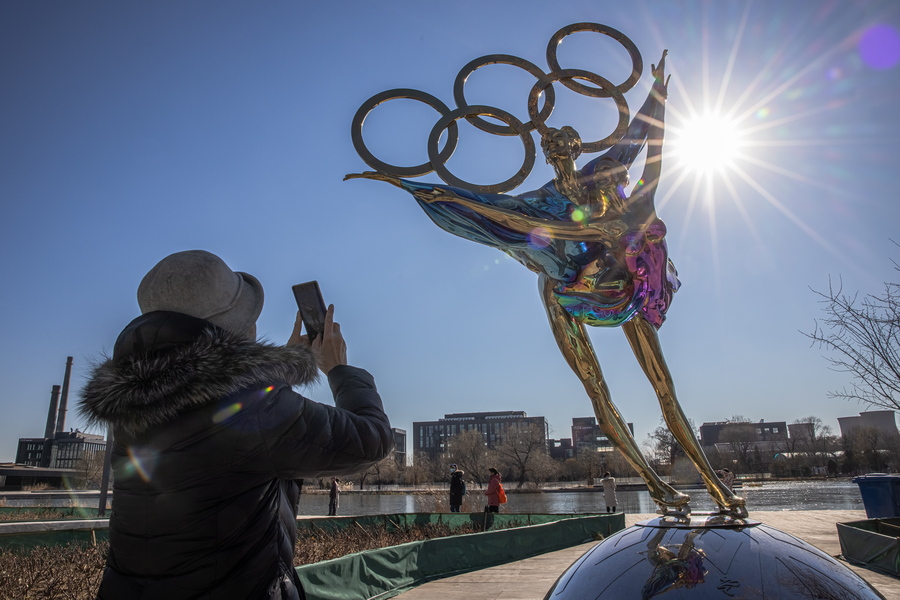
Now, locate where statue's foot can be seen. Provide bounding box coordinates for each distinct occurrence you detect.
[652,488,691,516]
[660,488,691,508]
[718,495,749,519]
[658,503,692,520]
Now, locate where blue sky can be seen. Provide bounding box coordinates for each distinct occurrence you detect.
[2,0,899,462]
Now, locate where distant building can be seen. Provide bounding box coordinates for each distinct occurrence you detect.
[699,420,788,447]
[8,357,108,490]
[787,421,815,442]
[15,430,106,469]
[413,411,548,459]
[0,463,83,490]
[549,438,574,460]
[391,428,407,466]
[837,410,899,439]
[571,417,632,455]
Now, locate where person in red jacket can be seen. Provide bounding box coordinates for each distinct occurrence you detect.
[484,467,502,513]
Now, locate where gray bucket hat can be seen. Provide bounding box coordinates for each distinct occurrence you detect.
[137,250,264,336]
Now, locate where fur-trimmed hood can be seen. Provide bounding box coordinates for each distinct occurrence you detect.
[79,311,319,437]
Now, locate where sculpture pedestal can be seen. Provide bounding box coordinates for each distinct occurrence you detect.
[544,513,885,599]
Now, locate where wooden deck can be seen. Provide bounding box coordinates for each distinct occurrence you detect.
[394,510,899,599]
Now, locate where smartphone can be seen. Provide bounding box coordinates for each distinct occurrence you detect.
[292,281,327,342]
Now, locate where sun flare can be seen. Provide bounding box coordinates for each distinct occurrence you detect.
[670,113,745,174]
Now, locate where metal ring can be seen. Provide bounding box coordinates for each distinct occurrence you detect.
[427,105,536,195]
[452,54,555,136]
[546,23,642,98]
[350,88,459,178]
[527,69,629,153]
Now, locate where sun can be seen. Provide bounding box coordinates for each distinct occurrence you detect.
[669,112,745,174]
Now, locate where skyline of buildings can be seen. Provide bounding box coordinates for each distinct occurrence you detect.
[7,367,899,466]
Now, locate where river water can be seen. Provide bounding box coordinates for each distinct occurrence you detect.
[2,480,864,516]
[295,480,864,516]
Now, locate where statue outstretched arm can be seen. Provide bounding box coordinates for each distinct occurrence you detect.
[345,171,628,246]
[591,50,669,171]
[627,54,668,223]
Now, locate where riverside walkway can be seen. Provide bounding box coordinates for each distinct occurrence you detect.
[394,509,900,599]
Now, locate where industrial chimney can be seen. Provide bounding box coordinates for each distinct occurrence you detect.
[44,385,61,439]
[55,356,73,435]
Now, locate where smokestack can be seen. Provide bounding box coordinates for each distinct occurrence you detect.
[44,385,61,439]
[56,356,73,434]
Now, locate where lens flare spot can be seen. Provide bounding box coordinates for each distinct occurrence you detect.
[859,24,900,70]
[571,209,586,222]
[528,227,551,249]
[256,385,275,399]
[125,447,154,483]
[213,402,243,423]
[755,107,770,119]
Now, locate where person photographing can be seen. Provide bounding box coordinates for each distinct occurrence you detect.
[80,250,392,600]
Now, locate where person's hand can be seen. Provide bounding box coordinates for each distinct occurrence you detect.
[311,304,347,374]
[286,310,309,347]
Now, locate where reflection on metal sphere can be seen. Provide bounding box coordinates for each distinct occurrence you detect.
[544,514,885,599]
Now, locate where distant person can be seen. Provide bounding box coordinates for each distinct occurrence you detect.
[449,468,466,512]
[329,477,341,516]
[79,249,393,600]
[600,472,618,513]
[719,468,735,491]
[485,467,502,513]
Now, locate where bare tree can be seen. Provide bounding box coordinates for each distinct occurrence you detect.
[493,423,550,489]
[409,451,438,485]
[843,426,885,474]
[792,416,835,459]
[602,448,639,478]
[720,423,758,473]
[446,429,492,486]
[75,450,107,489]
[573,448,603,486]
[644,417,695,474]
[805,262,900,410]
[559,457,587,482]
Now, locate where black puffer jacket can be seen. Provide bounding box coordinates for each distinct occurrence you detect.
[79,311,393,600]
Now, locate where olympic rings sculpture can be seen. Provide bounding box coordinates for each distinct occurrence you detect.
[350,22,645,194]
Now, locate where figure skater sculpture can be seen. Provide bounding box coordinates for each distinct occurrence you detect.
[347,25,746,518]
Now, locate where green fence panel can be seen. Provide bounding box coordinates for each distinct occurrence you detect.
[295,512,607,534]
[837,518,900,576]
[296,514,624,600]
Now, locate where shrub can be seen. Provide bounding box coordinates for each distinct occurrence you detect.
[0,520,523,599]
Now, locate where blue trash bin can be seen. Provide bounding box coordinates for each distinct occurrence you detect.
[852,474,900,518]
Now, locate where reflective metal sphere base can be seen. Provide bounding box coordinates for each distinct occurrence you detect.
[544,513,886,599]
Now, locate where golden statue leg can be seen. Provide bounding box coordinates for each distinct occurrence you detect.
[622,315,748,517]
[539,275,690,512]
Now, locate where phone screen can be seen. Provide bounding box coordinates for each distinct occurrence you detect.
[292,281,327,341]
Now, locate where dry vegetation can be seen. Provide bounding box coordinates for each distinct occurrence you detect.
[0,520,522,599]
[0,509,98,522]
